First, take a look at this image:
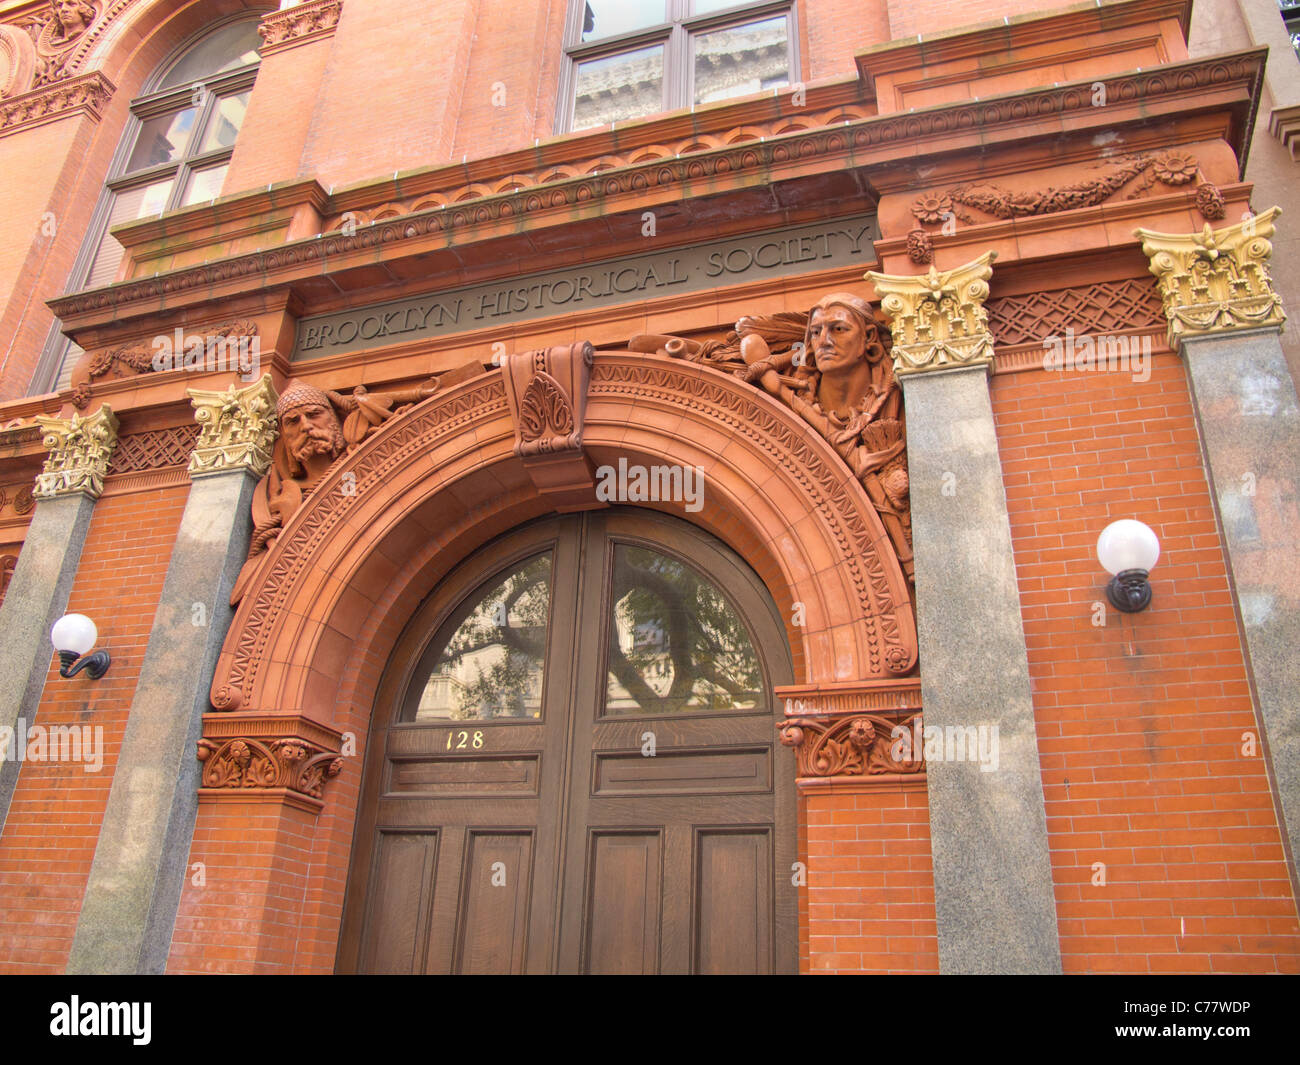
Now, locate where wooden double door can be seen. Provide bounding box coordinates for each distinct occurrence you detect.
[338,509,796,974]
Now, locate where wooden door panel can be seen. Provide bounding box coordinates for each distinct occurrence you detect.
[387,754,542,796]
[453,831,535,974]
[358,830,438,974]
[592,745,771,796]
[694,828,773,974]
[582,830,662,974]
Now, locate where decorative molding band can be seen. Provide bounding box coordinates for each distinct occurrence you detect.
[99,466,191,497]
[1268,103,1300,162]
[33,405,118,500]
[867,252,997,377]
[1135,206,1286,344]
[197,712,345,813]
[105,425,199,475]
[780,711,925,779]
[0,69,113,137]
[258,0,343,57]
[188,374,278,478]
[48,52,1265,322]
[775,679,922,716]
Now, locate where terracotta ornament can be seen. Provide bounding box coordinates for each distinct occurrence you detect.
[633,293,914,584]
[230,365,481,604]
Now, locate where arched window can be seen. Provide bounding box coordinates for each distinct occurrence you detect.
[33,16,263,394]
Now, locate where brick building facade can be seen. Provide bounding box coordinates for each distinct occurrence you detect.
[0,0,1297,974]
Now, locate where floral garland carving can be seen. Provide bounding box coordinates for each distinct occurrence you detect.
[779,712,924,778]
[911,151,1226,230]
[197,736,344,801]
[49,52,1265,320]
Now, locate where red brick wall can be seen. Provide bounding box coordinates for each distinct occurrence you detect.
[0,485,186,973]
[992,353,1300,974]
[801,781,940,973]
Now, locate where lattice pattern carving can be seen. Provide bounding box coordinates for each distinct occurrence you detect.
[986,279,1164,347]
[106,425,199,475]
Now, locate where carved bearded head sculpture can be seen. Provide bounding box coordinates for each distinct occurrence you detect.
[276,381,347,479]
[49,0,96,43]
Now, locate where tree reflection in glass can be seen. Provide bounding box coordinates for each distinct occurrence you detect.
[605,546,762,714]
[413,554,551,721]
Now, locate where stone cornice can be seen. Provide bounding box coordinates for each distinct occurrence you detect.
[0,68,112,137]
[47,51,1264,329]
[857,0,1192,82]
[257,0,343,58]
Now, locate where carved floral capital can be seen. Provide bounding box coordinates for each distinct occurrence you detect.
[197,712,344,813]
[33,404,118,499]
[0,69,112,137]
[866,252,997,377]
[258,0,343,56]
[188,374,279,478]
[780,711,925,778]
[1134,207,1286,344]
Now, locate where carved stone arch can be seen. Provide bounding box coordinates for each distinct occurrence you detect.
[209,354,917,727]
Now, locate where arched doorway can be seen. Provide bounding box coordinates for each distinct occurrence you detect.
[337,508,796,974]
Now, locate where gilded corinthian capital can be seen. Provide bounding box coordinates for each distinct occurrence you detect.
[33,405,118,499]
[1135,207,1286,345]
[865,252,997,377]
[188,374,279,478]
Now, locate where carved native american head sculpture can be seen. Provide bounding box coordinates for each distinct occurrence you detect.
[229,364,483,605]
[628,292,913,584]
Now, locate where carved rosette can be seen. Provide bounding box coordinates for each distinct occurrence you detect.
[188,374,279,478]
[1135,207,1286,344]
[866,252,997,377]
[780,711,925,778]
[258,0,343,56]
[501,341,597,510]
[197,712,345,813]
[33,404,118,499]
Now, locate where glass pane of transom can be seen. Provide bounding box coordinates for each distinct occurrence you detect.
[125,108,198,172]
[580,0,665,41]
[572,44,664,130]
[156,21,262,91]
[604,545,763,714]
[200,91,251,152]
[411,554,552,721]
[693,16,789,105]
